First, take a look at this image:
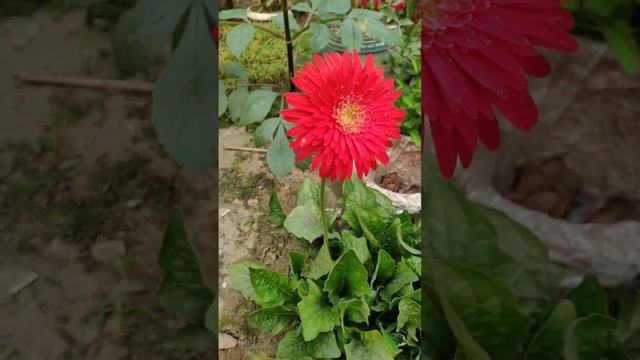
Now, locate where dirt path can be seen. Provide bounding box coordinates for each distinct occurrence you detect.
[217,127,312,359]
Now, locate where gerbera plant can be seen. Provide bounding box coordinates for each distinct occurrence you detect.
[421,0,579,177]
[227,51,422,358]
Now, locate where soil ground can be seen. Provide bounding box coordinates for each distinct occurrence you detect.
[0,9,216,360]
[0,8,292,360]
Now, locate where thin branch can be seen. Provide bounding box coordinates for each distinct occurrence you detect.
[16,74,154,93]
[223,146,268,153]
[220,20,285,39]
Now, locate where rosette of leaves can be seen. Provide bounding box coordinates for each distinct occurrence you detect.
[218,0,401,179]
[228,179,422,359]
[565,0,640,74]
[421,155,640,359]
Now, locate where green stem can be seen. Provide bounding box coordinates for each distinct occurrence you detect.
[219,20,285,39]
[320,177,329,245]
[291,16,344,42]
[281,0,296,91]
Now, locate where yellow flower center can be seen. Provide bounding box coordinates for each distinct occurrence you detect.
[334,96,368,134]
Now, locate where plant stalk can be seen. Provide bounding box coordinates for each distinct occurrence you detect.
[281,0,296,92]
[320,178,329,245]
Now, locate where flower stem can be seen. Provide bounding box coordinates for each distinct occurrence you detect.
[281,0,296,92]
[320,177,329,245]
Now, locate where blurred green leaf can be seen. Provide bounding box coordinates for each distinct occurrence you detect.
[113,0,191,76]
[151,2,218,172]
[156,211,213,324]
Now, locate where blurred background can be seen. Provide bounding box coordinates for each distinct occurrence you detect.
[1,1,217,359]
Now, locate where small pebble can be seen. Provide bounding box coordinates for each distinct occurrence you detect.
[219,333,238,350]
[125,199,143,209]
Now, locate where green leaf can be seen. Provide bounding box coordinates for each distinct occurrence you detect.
[320,0,350,14]
[583,0,619,17]
[267,125,295,177]
[341,179,395,231]
[397,298,421,330]
[423,283,456,360]
[283,200,324,242]
[423,156,555,314]
[616,291,640,342]
[156,211,213,324]
[337,297,370,325]
[324,250,370,304]
[344,330,395,360]
[564,314,617,360]
[293,2,312,12]
[340,18,363,51]
[228,260,268,299]
[113,0,191,76]
[150,3,218,173]
[355,207,386,248]
[600,20,640,74]
[289,251,308,277]
[338,231,371,263]
[223,61,248,79]
[366,19,400,46]
[476,204,561,316]
[247,306,298,335]
[297,178,321,206]
[565,274,609,317]
[227,86,249,122]
[349,8,383,20]
[249,268,298,308]
[164,324,214,350]
[309,23,332,52]
[219,8,248,20]
[205,301,216,335]
[380,259,418,302]
[227,23,256,58]
[218,81,227,117]
[524,300,578,360]
[239,90,278,125]
[381,329,402,357]
[298,281,340,341]
[276,330,341,359]
[255,117,280,147]
[268,190,286,228]
[433,261,531,360]
[306,243,334,280]
[371,249,396,286]
[273,12,300,31]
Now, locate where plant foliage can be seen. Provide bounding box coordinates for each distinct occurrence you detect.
[421,154,640,359]
[229,179,422,359]
[113,0,218,173]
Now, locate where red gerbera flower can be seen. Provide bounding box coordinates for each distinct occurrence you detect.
[281,51,406,183]
[422,0,578,178]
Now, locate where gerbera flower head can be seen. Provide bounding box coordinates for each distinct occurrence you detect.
[421,0,578,178]
[281,50,406,183]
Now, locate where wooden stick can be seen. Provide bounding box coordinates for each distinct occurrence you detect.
[223,146,267,154]
[15,74,155,93]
